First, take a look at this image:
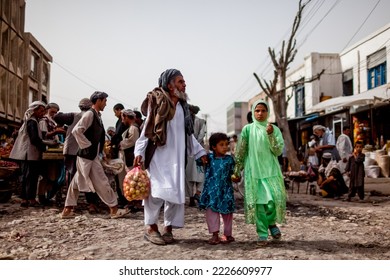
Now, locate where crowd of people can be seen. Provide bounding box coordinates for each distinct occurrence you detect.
[8,67,365,248]
[297,125,365,202]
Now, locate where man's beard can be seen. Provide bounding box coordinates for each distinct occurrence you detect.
[174,88,188,101]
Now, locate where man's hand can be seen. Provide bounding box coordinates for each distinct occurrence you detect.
[55,127,66,135]
[133,155,143,167]
[200,155,208,166]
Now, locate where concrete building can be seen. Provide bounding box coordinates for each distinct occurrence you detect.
[286,24,390,147]
[285,53,343,119]
[226,101,249,137]
[0,0,51,133]
[242,22,389,151]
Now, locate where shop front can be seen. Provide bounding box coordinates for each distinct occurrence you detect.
[288,109,350,158]
[350,102,390,148]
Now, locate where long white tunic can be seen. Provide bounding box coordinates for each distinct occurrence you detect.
[134,103,206,204]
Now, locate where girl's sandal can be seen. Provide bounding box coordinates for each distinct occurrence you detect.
[269,225,282,239]
[256,237,268,247]
[208,235,220,245]
[220,235,235,244]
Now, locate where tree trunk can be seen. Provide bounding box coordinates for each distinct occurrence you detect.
[273,100,301,171]
[254,0,311,172]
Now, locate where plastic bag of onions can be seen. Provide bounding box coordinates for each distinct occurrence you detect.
[123,166,150,201]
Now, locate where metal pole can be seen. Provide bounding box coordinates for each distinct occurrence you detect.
[202,113,208,147]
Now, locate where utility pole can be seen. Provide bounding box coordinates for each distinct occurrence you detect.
[202,113,209,149]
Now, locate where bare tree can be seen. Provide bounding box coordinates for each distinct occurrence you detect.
[253,0,322,171]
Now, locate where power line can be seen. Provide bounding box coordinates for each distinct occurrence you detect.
[340,0,382,51]
[54,61,98,91]
[319,0,383,76]
[52,60,137,109]
[297,0,342,49]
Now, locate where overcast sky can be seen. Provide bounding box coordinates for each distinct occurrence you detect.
[25,0,390,134]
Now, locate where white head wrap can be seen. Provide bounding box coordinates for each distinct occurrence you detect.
[121,109,135,117]
[313,125,326,132]
[17,101,47,138]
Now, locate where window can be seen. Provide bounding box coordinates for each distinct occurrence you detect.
[15,78,22,119]
[8,74,15,117]
[1,24,9,65]
[17,37,23,76]
[368,63,387,89]
[367,48,387,90]
[30,52,38,79]
[0,67,7,113]
[28,88,38,105]
[342,69,353,96]
[42,62,49,86]
[9,30,17,72]
[2,0,11,23]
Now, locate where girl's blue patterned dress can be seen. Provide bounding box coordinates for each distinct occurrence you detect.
[198,153,235,214]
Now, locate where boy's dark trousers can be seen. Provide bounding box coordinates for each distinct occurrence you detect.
[348,185,364,200]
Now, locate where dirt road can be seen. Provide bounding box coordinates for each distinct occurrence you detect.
[1,189,390,260]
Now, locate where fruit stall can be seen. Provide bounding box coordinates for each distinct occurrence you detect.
[0,159,19,203]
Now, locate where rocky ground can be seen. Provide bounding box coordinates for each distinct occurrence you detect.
[1,189,390,260]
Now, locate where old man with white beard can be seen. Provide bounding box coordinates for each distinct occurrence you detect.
[134,69,208,245]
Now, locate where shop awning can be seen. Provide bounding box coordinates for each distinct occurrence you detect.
[307,84,390,113]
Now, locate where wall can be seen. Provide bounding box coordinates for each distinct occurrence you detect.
[340,23,390,94]
[285,52,343,119]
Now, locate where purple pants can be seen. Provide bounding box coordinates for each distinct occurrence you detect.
[205,208,233,236]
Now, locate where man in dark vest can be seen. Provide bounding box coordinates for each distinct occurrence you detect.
[60,91,129,219]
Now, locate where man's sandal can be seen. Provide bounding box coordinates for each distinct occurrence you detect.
[144,230,166,245]
[110,209,130,219]
[269,225,282,239]
[60,209,77,219]
[162,232,175,244]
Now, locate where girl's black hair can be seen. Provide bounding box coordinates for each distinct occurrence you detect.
[209,132,229,153]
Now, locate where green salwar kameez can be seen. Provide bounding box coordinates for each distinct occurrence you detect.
[234,100,287,239]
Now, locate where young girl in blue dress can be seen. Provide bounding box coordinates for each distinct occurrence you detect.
[198,132,236,245]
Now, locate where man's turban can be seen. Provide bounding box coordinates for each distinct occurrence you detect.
[78,98,92,111]
[313,125,326,132]
[158,69,182,92]
[122,109,135,117]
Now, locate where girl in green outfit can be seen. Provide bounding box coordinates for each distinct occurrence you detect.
[233,99,286,246]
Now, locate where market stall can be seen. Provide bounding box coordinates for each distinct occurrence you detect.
[42,147,64,160]
[0,159,19,203]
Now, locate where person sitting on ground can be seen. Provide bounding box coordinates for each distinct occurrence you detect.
[317,152,348,199]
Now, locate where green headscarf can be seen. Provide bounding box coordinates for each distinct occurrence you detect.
[251,99,270,127]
